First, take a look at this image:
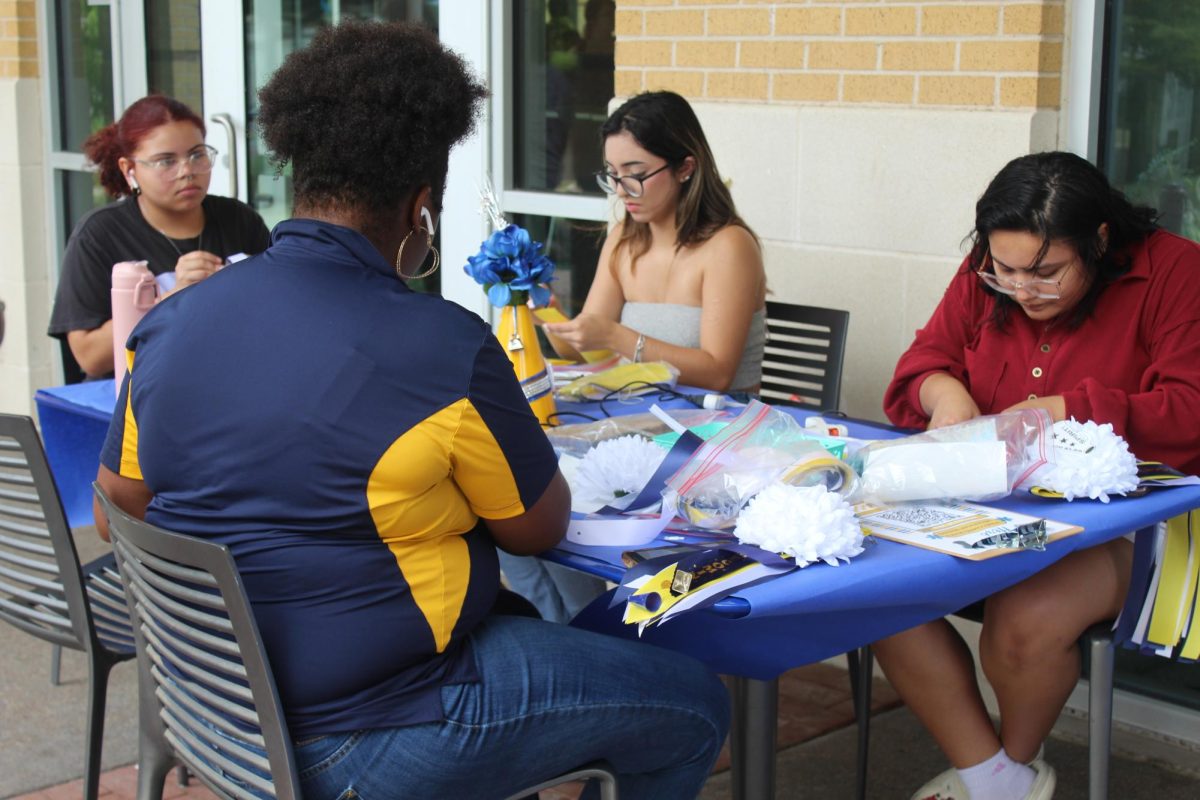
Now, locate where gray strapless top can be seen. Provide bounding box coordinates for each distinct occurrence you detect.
[620,302,766,391]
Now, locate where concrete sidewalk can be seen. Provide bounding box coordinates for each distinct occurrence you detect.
[701,704,1200,798]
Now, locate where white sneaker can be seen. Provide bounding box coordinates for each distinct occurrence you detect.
[1024,760,1056,799]
[910,767,968,800]
[910,761,1055,800]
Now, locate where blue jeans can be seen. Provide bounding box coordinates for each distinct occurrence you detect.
[497,550,608,623]
[295,615,730,799]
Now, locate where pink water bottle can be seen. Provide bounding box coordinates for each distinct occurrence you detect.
[110,260,157,393]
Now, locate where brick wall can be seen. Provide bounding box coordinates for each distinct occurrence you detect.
[614,1,1063,108]
[0,0,37,79]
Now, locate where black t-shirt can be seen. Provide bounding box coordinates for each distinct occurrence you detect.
[48,194,271,339]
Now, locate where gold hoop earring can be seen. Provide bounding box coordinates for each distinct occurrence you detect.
[395,226,440,280]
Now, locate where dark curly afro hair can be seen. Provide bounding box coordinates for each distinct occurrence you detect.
[257,20,487,213]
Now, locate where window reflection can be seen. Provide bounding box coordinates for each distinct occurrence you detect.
[242,1,440,288]
[1102,2,1200,239]
[1099,0,1200,714]
[510,213,606,335]
[58,170,110,383]
[513,0,615,194]
[59,170,109,249]
[145,1,203,112]
[55,0,113,152]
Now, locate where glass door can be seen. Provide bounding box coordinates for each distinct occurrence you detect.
[436,1,614,324]
[193,1,438,230]
[136,1,439,285]
[1096,0,1200,720]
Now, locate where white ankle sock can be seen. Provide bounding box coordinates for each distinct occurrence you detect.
[957,748,1036,800]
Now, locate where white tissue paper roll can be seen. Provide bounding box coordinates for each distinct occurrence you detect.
[860,441,1008,502]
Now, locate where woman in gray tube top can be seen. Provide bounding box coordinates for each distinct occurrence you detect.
[505,91,766,623]
[542,90,766,393]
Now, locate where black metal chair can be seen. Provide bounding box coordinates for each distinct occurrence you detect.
[96,487,618,800]
[760,301,851,411]
[728,301,869,798]
[0,414,134,800]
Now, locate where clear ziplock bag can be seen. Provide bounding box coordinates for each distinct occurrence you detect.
[663,400,859,529]
[851,408,1053,503]
[547,408,727,459]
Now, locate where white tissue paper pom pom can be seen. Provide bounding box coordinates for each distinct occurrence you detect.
[572,435,667,511]
[1040,419,1139,503]
[734,483,865,567]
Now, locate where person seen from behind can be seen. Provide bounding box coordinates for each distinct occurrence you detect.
[94,21,729,800]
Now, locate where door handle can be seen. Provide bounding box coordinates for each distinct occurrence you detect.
[209,112,238,199]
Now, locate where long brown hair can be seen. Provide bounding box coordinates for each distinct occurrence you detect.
[601,91,757,270]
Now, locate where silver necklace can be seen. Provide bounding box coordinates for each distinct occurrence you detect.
[158,227,203,260]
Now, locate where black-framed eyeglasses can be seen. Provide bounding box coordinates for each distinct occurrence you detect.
[131,145,218,179]
[594,163,671,199]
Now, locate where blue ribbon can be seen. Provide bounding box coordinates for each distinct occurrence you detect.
[594,429,705,515]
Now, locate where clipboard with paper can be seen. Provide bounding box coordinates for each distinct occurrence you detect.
[854,500,1083,560]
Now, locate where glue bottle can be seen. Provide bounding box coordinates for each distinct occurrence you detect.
[110,260,157,393]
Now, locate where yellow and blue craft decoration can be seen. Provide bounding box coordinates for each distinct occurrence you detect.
[1117,509,1200,661]
[612,543,795,632]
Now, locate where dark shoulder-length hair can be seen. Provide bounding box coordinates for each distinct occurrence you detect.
[968,150,1158,328]
[601,91,757,270]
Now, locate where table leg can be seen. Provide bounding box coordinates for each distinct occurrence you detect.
[853,647,873,800]
[729,677,745,798]
[729,675,778,800]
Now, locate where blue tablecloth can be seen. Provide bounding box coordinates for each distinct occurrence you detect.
[549,393,1200,680]
[32,381,1200,680]
[34,380,117,528]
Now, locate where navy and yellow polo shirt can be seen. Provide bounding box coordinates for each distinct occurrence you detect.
[100,219,559,737]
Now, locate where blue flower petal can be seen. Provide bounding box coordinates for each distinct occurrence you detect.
[466,224,559,306]
[487,283,513,306]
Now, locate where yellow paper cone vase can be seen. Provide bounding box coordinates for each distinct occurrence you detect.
[495,303,557,425]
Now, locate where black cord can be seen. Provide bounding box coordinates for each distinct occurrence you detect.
[542,410,599,427]
[543,381,733,428]
[595,381,690,417]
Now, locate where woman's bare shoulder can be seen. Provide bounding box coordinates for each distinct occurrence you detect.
[691,224,762,269]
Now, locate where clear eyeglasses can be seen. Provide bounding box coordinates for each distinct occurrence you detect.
[132,145,218,179]
[975,269,1063,300]
[593,163,671,198]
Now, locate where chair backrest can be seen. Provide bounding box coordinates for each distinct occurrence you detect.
[96,488,300,800]
[760,301,850,411]
[0,413,94,651]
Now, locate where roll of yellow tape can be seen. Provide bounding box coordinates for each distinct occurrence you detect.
[781,452,858,495]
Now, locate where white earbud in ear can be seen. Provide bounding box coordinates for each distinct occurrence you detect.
[420,206,436,236]
[127,171,141,194]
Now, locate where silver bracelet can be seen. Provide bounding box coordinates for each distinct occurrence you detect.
[633,333,646,363]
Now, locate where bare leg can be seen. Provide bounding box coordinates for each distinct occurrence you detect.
[981,539,1132,763]
[874,618,1000,767]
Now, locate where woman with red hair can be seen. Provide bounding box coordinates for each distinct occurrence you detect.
[49,95,269,378]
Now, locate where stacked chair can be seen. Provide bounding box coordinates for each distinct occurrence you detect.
[0,414,134,800]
